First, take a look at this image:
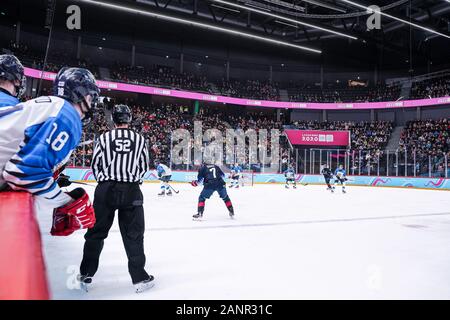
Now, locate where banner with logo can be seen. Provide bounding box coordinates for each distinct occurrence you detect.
[284,130,350,146]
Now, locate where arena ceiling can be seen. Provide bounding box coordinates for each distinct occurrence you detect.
[1,0,450,70]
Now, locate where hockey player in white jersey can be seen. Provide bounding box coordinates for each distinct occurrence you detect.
[155,160,173,196]
[334,164,347,193]
[284,164,297,189]
[0,67,100,236]
[0,54,26,109]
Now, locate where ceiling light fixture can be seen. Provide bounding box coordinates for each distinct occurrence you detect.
[275,20,299,29]
[245,3,272,12]
[211,4,240,14]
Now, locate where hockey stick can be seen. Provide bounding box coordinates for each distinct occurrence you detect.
[169,184,179,194]
[58,173,95,187]
[293,178,308,186]
[158,176,179,194]
[72,181,95,187]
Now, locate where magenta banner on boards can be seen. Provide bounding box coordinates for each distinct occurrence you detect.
[285,130,350,146]
[24,67,450,110]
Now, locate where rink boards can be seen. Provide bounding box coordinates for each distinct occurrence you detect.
[65,168,450,191]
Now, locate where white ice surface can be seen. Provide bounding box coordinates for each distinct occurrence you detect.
[36,183,450,300]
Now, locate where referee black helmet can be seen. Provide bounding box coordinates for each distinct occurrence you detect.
[112,104,132,124]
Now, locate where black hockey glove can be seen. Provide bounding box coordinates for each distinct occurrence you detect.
[57,173,72,188]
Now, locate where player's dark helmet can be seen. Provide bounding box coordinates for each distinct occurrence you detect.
[0,54,26,98]
[53,67,100,124]
[112,104,132,124]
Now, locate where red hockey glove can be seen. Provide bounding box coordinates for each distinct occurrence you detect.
[190,180,198,187]
[50,210,75,236]
[50,188,96,236]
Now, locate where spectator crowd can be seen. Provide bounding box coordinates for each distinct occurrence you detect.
[69,101,284,170]
[288,83,403,103]
[410,76,450,99]
[218,79,280,100]
[111,63,212,93]
[399,119,450,177]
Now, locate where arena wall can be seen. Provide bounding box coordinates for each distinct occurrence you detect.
[0,192,50,300]
[65,168,450,191]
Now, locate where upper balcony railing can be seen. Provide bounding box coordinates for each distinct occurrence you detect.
[25,67,450,111]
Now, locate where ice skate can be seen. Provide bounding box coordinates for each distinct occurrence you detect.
[166,190,173,196]
[134,275,155,293]
[77,274,92,292]
[228,207,235,219]
[157,190,165,196]
[193,213,203,221]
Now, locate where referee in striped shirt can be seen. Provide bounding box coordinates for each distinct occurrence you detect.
[79,104,154,293]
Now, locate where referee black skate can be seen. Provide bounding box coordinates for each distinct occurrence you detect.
[79,104,154,293]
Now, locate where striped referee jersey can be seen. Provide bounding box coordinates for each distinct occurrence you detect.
[91,128,149,183]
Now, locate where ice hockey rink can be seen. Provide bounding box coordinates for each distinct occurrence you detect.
[36,183,450,300]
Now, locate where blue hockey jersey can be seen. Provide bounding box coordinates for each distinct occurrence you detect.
[0,90,19,109]
[197,164,226,188]
[231,165,242,174]
[0,96,82,207]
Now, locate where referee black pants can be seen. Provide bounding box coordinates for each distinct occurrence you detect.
[80,181,149,284]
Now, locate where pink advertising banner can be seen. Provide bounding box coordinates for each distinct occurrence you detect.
[285,130,350,146]
[24,67,450,111]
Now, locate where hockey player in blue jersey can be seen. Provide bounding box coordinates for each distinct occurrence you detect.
[191,162,234,220]
[321,163,334,192]
[0,54,26,108]
[334,164,347,193]
[230,163,243,188]
[0,67,100,236]
[284,164,297,189]
[155,160,173,196]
